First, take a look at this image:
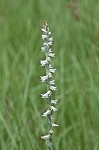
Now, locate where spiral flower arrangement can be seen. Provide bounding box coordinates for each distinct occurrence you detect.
[40,21,59,150]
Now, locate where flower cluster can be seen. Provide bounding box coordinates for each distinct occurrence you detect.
[40,21,59,150]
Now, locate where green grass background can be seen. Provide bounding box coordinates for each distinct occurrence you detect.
[0,0,99,149]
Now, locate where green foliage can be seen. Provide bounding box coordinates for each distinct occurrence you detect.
[0,0,99,149]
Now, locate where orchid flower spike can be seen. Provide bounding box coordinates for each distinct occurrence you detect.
[40,21,59,150]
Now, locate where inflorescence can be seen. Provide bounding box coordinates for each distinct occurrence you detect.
[40,21,59,150]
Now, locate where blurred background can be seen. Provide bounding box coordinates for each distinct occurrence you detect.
[0,0,99,149]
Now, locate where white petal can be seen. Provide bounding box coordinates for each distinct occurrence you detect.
[48,37,53,42]
[43,42,48,46]
[47,90,51,95]
[40,59,48,66]
[47,72,52,78]
[40,75,48,82]
[48,130,54,135]
[41,47,46,52]
[47,57,51,62]
[51,106,57,111]
[48,41,52,46]
[49,64,53,69]
[52,123,59,127]
[41,134,50,140]
[49,68,56,73]
[41,91,51,99]
[40,57,51,67]
[51,100,58,105]
[42,34,48,40]
[49,49,52,53]
[41,28,46,32]
[48,53,55,57]
[48,31,51,35]
[50,80,55,85]
[42,110,51,117]
[50,86,57,91]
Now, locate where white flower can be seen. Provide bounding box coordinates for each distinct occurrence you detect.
[47,57,51,62]
[48,41,52,46]
[48,72,52,78]
[43,42,48,46]
[42,110,51,117]
[40,59,48,66]
[50,86,57,91]
[49,49,52,53]
[40,58,51,67]
[41,134,50,140]
[42,34,48,40]
[48,53,55,57]
[52,123,59,127]
[41,28,47,32]
[48,31,51,35]
[48,130,54,135]
[50,80,55,85]
[40,75,48,82]
[51,106,57,112]
[48,37,53,42]
[49,68,56,73]
[41,46,46,52]
[51,100,58,105]
[49,64,52,68]
[41,73,52,82]
[41,91,51,99]
[41,22,59,143]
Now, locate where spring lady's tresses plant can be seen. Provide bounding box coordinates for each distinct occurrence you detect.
[40,21,59,150]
